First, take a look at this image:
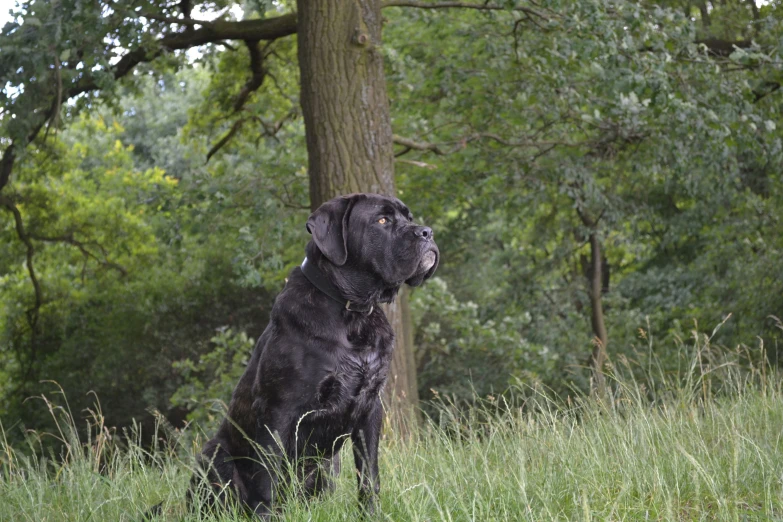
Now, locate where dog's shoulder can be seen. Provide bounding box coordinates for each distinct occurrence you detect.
[273,267,339,327]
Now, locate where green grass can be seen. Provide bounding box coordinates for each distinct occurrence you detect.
[2,340,783,521]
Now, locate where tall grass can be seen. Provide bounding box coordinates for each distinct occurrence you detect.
[2,328,782,521]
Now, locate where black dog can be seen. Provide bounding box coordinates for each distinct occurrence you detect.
[190,193,438,518]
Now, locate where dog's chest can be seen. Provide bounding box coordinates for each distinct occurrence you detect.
[296,320,391,455]
[342,323,391,400]
[317,316,393,418]
[340,343,387,398]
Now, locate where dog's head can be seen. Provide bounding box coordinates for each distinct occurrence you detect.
[306,193,439,296]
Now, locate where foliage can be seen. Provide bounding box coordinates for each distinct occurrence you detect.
[170,328,254,430]
[411,277,558,404]
[1,0,783,441]
[387,0,783,393]
[0,70,302,437]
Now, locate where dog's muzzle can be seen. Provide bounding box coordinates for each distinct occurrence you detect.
[420,251,437,271]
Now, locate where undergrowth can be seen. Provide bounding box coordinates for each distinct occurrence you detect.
[1,324,782,521]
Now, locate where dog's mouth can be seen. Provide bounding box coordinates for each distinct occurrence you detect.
[420,251,437,272]
[405,247,439,287]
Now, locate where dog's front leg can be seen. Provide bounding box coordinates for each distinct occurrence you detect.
[248,418,290,519]
[352,399,382,516]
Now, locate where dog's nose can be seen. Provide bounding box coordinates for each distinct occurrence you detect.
[415,226,434,240]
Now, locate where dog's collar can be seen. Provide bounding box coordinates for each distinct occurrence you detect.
[300,257,374,314]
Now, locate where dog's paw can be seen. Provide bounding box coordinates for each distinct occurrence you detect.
[317,374,343,406]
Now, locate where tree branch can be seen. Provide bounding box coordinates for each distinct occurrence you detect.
[0,12,298,200]
[393,132,585,157]
[206,118,247,163]
[70,14,297,99]
[695,38,752,57]
[382,0,551,19]
[233,40,268,113]
[269,187,310,209]
[393,134,451,155]
[0,197,44,318]
[206,110,295,162]
[475,132,583,147]
[395,158,439,169]
[754,81,781,103]
[0,145,16,194]
[27,233,129,277]
[139,12,212,27]
[576,207,605,228]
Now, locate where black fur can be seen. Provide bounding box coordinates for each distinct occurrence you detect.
[189,193,439,518]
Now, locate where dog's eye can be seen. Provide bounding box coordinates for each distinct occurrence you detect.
[378,218,388,225]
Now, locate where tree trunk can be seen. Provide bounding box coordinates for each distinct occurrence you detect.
[587,231,608,399]
[296,0,420,429]
[577,208,608,399]
[696,1,711,27]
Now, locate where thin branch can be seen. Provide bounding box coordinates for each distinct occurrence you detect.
[393,132,585,157]
[385,0,500,8]
[381,0,551,19]
[694,38,752,57]
[474,132,583,148]
[754,82,781,103]
[576,207,605,228]
[28,233,128,276]
[395,158,439,169]
[269,189,309,210]
[530,143,557,162]
[392,134,450,155]
[206,118,247,163]
[0,197,44,317]
[215,40,238,51]
[394,145,412,157]
[45,48,63,136]
[206,106,295,162]
[255,111,293,138]
[139,12,213,27]
[541,288,568,320]
[265,70,295,102]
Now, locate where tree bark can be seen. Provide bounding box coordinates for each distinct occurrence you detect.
[587,231,608,399]
[577,208,608,399]
[696,1,711,27]
[297,0,419,430]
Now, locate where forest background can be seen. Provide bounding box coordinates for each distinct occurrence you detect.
[1,0,782,443]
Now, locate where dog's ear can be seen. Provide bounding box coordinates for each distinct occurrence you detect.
[306,196,355,266]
